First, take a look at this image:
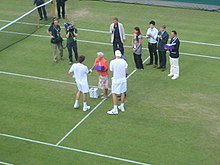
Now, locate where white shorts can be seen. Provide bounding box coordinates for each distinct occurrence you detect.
[111,81,127,94]
[76,81,89,93]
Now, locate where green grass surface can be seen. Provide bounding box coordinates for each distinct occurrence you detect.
[0,0,220,165]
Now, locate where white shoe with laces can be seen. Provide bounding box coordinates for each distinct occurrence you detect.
[83,106,90,111]
[171,75,179,80]
[107,109,118,115]
[118,105,125,112]
[168,73,174,77]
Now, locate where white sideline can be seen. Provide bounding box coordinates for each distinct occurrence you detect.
[0,71,99,89]
[1,30,220,60]
[0,161,14,165]
[56,56,150,146]
[0,133,150,165]
[0,19,220,47]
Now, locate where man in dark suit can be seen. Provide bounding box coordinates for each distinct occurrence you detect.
[157,25,169,71]
[168,30,180,80]
[34,0,48,21]
[57,0,66,19]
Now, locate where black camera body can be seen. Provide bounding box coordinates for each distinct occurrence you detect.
[64,22,75,32]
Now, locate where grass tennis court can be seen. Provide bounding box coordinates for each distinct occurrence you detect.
[0,0,220,165]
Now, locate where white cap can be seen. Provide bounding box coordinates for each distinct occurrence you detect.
[115,50,122,57]
[97,52,104,57]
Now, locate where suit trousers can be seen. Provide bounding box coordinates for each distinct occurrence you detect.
[113,40,124,55]
[37,6,47,19]
[148,43,158,65]
[158,50,167,68]
[67,41,78,62]
[57,3,65,18]
[133,53,144,69]
[169,57,179,76]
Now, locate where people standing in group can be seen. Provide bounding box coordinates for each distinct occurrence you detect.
[167,30,180,80]
[146,20,158,67]
[90,52,110,99]
[33,0,48,21]
[132,27,144,70]
[57,0,66,19]
[109,17,126,55]
[157,25,169,71]
[68,55,91,111]
[107,50,128,115]
[47,18,63,63]
[65,22,78,65]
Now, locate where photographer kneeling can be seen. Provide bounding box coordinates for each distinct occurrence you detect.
[48,18,63,63]
[65,22,78,65]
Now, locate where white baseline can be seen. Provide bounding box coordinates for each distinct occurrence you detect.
[0,133,150,165]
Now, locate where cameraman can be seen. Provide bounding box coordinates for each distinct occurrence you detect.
[47,18,63,63]
[65,23,78,64]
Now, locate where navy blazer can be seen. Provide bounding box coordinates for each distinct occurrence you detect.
[169,37,180,58]
[157,31,169,51]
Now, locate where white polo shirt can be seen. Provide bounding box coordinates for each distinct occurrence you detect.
[69,63,89,84]
[110,58,128,83]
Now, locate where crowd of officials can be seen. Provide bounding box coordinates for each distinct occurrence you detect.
[38,0,180,114]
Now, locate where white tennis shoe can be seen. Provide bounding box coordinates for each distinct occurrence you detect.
[107,109,118,115]
[83,106,91,111]
[118,105,125,112]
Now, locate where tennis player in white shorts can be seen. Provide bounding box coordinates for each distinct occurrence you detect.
[68,55,91,111]
[107,50,128,115]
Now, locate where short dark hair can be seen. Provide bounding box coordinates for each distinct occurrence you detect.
[172,30,177,35]
[113,17,118,21]
[78,55,85,63]
[149,20,155,25]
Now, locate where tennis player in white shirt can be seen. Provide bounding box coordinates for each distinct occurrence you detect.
[68,55,91,111]
[107,50,128,115]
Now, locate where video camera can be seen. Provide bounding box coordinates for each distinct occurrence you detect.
[64,22,75,32]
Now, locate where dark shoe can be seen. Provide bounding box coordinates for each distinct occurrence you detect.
[162,68,166,72]
[157,66,162,69]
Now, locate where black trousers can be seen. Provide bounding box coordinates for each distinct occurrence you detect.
[158,50,167,68]
[113,40,124,55]
[67,41,78,62]
[148,43,158,65]
[133,53,144,69]
[37,6,47,19]
[57,2,65,18]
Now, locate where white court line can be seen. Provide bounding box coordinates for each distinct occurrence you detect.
[0,71,99,89]
[0,19,220,47]
[0,161,14,165]
[56,56,150,146]
[1,30,220,60]
[0,133,150,165]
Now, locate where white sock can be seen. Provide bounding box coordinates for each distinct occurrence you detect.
[113,105,118,111]
[120,103,124,108]
[83,102,87,107]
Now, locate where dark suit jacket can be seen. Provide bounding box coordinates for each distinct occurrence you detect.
[169,37,180,58]
[157,31,169,51]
